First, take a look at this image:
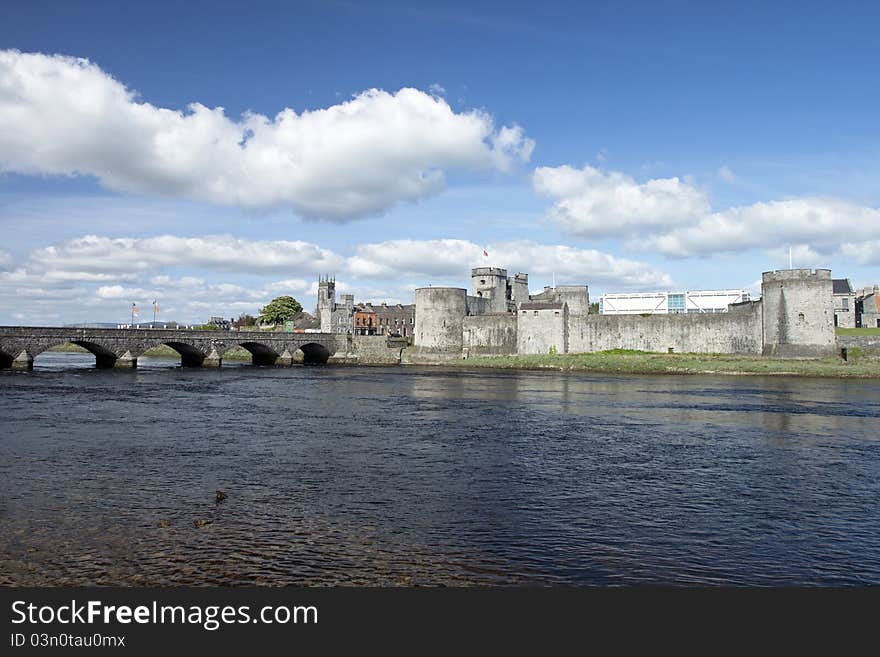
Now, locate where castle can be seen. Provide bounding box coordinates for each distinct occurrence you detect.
[411,267,837,359]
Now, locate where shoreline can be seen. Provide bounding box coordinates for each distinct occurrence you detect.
[429,349,880,379]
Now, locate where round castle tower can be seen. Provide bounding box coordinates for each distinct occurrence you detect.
[413,287,467,356]
[761,268,835,357]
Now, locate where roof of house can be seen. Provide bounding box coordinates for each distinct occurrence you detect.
[520,301,564,310]
[357,303,414,315]
[832,278,854,294]
[292,311,320,330]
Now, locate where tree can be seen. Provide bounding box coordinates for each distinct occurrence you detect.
[259,296,302,326]
[232,313,258,329]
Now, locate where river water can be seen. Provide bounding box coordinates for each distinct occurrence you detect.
[1,352,879,586]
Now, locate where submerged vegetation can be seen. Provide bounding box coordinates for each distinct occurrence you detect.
[448,349,880,378]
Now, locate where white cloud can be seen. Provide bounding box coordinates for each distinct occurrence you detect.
[718,166,736,183]
[490,241,673,288]
[0,50,534,220]
[28,234,344,275]
[533,164,709,238]
[346,238,672,288]
[535,161,880,263]
[641,197,880,258]
[348,239,483,278]
[764,244,828,268]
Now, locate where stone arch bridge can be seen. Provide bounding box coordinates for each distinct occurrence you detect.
[0,326,356,370]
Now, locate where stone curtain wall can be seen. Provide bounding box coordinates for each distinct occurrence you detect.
[462,315,517,356]
[348,335,407,364]
[517,308,568,355]
[566,304,763,355]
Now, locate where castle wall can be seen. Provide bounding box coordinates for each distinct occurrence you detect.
[413,287,467,355]
[462,315,517,356]
[761,269,836,357]
[518,305,568,355]
[350,335,405,364]
[529,285,590,316]
[566,303,763,354]
[837,333,880,355]
[466,295,491,316]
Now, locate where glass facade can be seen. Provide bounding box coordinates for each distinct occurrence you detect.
[668,293,686,313]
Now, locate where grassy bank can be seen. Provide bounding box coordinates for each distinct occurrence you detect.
[46,343,253,360]
[447,349,880,378]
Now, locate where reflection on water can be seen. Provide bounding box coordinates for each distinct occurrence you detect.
[1,353,879,586]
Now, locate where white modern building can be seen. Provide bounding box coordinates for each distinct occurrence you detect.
[599,290,750,315]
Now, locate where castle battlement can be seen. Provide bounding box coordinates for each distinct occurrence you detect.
[762,268,832,282]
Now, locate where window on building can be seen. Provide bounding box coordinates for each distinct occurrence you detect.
[534,311,539,316]
[842,298,849,310]
[668,294,686,313]
[798,313,805,322]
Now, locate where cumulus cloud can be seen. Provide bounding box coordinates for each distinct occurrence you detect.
[348,239,483,278]
[533,164,709,238]
[764,244,828,268]
[535,160,880,264]
[640,197,880,258]
[28,234,344,275]
[0,50,534,220]
[347,238,672,288]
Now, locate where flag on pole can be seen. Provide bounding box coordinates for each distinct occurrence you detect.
[153,300,159,313]
[132,303,139,317]
[482,250,489,257]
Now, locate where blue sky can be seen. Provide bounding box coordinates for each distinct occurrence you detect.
[1,0,878,324]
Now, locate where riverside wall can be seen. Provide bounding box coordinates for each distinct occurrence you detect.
[462,314,517,356]
[566,303,764,355]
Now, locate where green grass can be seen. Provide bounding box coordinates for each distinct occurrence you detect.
[446,349,880,378]
[836,327,880,336]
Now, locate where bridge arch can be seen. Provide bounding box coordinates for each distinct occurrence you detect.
[32,340,128,369]
[234,341,280,366]
[155,341,212,367]
[298,342,331,365]
[0,348,13,369]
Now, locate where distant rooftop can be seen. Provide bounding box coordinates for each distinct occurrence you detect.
[832,278,853,295]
